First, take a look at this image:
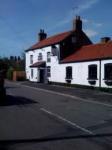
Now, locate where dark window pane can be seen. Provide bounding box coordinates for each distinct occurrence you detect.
[66,66,72,79]
[104,63,112,80]
[38,53,43,61]
[72,36,76,43]
[30,55,33,64]
[88,65,97,79]
[47,52,51,62]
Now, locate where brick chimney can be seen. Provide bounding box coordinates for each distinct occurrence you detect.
[73,16,82,31]
[38,29,47,41]
[101,37,111,43]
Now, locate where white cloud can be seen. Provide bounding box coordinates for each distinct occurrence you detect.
[83,18,102,27]
[95,23,102,27]
[84,29,98,37]
[48,0,100,32]
[76,0,100,13]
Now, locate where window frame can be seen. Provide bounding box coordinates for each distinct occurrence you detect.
[104,63,112,80]
[71,36,76,43]
[88,64,97,80]
[47,52,51,62]
[66,66,73,80]
[30,55,33,64]
[38,53,43,61]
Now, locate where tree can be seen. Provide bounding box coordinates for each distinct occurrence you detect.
[17,56,21,61]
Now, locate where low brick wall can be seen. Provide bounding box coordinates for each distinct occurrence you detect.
[13,71,26,81]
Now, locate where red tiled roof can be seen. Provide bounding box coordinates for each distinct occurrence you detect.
[26,31,72,51]
[30,61,46,68]
[62,41,112,63]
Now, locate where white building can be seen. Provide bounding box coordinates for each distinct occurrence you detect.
[25,16,112,88]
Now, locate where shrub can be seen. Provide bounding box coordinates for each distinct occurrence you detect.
[6,67,14,80]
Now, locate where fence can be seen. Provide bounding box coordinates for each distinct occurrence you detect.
[13,71,26,81]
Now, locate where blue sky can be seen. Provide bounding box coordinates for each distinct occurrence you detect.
[0,0,112,57]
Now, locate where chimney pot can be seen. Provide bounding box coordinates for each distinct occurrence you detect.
[38,29,47,41]
[73,16,82,31]
[101,37,111,43]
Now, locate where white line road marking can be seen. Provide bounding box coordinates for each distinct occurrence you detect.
[6,81,112,108]
[40,108,93,135]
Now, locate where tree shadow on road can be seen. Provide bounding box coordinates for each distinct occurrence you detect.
[0,95,37,107]
[0,145,11,150]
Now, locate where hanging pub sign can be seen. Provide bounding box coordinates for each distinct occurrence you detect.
[51,45,58,56]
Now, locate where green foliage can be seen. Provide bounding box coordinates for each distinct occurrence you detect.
[6,67,14,80]
[0,55,25,80]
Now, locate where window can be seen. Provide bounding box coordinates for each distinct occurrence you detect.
[47,52,51,62]
[30,55,33,64]
[104,63,112,80]
[88,65,97,80]
[47,66,51,77]
[31,69,33,78]
[72,36,76,43]
[38,53,43,61]
[66,66,72,79]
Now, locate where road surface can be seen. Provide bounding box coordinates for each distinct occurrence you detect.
[0,80,112,150]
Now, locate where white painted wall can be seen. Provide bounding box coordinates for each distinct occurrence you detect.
[29,68,38,82]
[50,59,112,88]
[26,46,112,88]
[50,61,100,87]
[25,44,60,81]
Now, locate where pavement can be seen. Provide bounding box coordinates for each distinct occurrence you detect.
[0,80,112,150]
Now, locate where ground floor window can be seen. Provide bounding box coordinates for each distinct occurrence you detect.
[31,69,33,78]
[66,66,72,79]
[88,64,97,80]
[47,66,51,77]
[104,63,112,80]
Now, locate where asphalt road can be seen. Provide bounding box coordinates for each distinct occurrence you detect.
[0,81,112,150]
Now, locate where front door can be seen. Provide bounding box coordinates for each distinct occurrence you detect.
[39,69,45,83]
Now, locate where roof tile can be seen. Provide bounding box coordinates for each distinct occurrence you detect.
[62,42,112,63]
[27,31,72,51]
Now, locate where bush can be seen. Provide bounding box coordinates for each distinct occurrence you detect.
[6,67,14,80]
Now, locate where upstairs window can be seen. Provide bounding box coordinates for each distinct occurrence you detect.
[47,52,51,62]
[66,66,72,79]
[30,55,33,64]
[38,53,43,61]
[104,63,112,80]
[88,65,97,80]
[47,66,51,77]
[72,36,76,43]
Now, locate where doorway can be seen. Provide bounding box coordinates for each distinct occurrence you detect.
[39,69,45,83]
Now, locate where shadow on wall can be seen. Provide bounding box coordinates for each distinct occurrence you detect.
[0,95,37,106]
